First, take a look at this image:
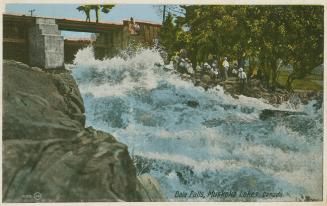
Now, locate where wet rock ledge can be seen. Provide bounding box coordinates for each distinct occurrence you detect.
[2,60,164,202]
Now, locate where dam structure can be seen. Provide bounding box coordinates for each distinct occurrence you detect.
[3,13,161,69]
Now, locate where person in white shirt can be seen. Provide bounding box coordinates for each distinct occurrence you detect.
[195,64,202,73]
[222,57,229,80]
[232,68,238,76]
[238,67,247,92]
[185,58,194,74]
[202,62,212,77]
[211,60,219,79]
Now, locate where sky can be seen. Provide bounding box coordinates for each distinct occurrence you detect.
[5,4,163,38]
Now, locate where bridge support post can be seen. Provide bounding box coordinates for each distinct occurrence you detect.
[28,18,64,69]
[94,30,126,59]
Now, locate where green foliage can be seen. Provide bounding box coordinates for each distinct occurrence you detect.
[77,5,115,23]
[77,5,91,22]
[158,14,191,60]
[158,5,324,90]
[101,5,115,13]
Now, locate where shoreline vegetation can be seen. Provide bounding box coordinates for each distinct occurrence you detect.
[158,61,323,106]
[156,5,323,105]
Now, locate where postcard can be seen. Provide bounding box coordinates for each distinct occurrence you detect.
[1,1,326,205]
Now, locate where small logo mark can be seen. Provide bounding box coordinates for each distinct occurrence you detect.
[33,192,42,200]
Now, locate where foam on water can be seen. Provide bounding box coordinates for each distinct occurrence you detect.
[71,46,323,201]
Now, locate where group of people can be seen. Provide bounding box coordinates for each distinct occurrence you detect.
[222,57,248,89]
[171,51,248,90]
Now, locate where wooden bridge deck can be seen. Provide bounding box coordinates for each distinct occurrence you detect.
[4,13,160,33]
[56,18,123,33]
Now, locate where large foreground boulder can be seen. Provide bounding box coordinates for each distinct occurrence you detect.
[2,60,163,202]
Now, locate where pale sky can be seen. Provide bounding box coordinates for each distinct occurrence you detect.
[5,4,163,38]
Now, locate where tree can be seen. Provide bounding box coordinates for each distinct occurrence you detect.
[158,5,324,89]
[101,5,115,14]
[283,6,324,89]
[154,5,185,22]
[77,5,91,22]
[77,5,115,23]
[158,14,179,60]
[90,5,100,23]
[158,13,192,61]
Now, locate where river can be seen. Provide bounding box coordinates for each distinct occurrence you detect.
[71,46,323,201]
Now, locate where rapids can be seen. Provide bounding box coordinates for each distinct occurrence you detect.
[71,46,323,201]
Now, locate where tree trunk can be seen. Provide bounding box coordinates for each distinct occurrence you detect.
[271,59,278,89]
[264,59,270,88]
[286,72,295,90]
[95,8,99,23]
[258,58,266,87]
[248,57,253,77]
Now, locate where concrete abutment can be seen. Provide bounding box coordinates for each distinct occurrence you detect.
[28,18,64,69]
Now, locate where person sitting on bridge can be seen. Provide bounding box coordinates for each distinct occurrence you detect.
[129,17,140,35]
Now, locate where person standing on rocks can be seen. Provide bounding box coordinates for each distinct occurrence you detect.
[238,67,247,92]
[211,60,219,80]
[185,58,194,75]
[222,57,229,81]
[232,62,238,77]
[195,63,202,74]
[178,58,188,74]
[203,62,212,75]
[172,51,180,68]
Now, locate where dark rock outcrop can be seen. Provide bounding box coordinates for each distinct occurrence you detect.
[185,100,199,108]
[2,60,164,202]
[259,109,306,120]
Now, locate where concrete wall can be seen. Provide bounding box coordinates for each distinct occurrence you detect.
[4,18,67,67]
[3,21,29,64]
[28,25,46,67]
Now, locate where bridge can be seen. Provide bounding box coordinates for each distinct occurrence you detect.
[3,13,161,69]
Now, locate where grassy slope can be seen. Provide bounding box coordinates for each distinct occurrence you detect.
[277,71,323,91]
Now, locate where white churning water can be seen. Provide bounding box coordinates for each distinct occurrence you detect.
[71,46,323,201]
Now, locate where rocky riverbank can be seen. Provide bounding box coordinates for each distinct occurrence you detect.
[2,60,165,202]
[219,78,323,106]
[180,72,323,107]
